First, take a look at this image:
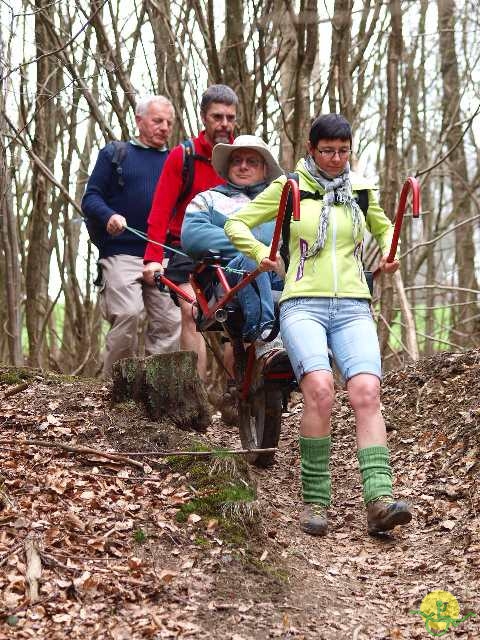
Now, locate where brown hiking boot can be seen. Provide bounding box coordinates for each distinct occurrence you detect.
[367,496,412,534]
[299,503,328,536]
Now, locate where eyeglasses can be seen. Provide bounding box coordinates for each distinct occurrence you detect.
[229,156,264,168]
[315,148,351,159]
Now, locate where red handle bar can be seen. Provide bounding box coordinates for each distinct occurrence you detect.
[268,178,301,261]
[373,176,421,279]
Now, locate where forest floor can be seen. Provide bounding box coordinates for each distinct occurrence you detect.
[0,350,479,639]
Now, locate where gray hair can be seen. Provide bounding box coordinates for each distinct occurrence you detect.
[200,85,238,115]
[135,95,174,117]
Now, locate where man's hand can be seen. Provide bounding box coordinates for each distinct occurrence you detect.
[260,253,285,279]
[106,214,127,236]
[378,255,399,274]
[143,262,164,285]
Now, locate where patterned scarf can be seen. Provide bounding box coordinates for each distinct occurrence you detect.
[304,155,363,258]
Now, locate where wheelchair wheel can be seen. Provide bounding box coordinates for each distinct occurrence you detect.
[238,385,282,467]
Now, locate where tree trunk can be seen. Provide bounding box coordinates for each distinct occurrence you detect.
[25,0,57,368]
[223,0,252,132]
[111,352,211,431]
[329,0,353,121]
[437,0,479,346]
[0,17,23,365]
[278,0,318,169]
[377,0,403,360]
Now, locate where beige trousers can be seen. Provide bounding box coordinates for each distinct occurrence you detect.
[99,255,181,377]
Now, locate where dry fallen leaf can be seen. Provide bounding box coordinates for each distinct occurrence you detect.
[187,513,201,524]
[158,570,177,584]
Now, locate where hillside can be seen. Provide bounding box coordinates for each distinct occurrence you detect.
[0,350,479,639]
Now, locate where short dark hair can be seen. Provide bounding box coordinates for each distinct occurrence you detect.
[200,84,238,114]
[309,114,352,147]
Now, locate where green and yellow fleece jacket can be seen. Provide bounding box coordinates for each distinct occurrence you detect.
[224,158,396,303]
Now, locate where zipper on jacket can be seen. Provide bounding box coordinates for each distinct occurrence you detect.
[331,208,338,295]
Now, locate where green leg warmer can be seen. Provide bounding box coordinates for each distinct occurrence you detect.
[357,445,393,505]
[300,436,331,506]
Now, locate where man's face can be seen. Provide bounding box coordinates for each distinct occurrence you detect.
[135,101,174,148]
[227,149,266,186]
[307,138,351,177]
[202,102,236,145]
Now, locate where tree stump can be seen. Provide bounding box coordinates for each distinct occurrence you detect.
[111,352,210,431]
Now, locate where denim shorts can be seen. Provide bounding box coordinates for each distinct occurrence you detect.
[279,297,382,383]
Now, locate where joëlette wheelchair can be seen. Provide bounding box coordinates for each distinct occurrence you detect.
[153,179,300,467]
[154,177,421,467]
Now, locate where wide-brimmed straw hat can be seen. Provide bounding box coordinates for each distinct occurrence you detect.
[212,135,283,182]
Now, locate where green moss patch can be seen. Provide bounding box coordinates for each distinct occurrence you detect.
[0,368,35,385]
[169,447,259,544]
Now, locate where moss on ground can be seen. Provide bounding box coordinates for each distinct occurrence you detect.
[0,368,35,385]
[169,444,259,544]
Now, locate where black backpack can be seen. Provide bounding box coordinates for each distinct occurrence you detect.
[280,172,372,293]
[172,138,210,216]
[110,140,129,187]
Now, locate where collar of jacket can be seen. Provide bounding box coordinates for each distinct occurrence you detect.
[196,130,234,159]
[130,137,168,151]
[212,180,268,199]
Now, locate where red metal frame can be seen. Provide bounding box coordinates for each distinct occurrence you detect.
[154,176,420,399]
[372,176,421,279]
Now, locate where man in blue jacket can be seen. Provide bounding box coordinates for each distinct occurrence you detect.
[82,95,180,377]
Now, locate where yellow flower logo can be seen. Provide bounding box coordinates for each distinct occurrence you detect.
[410,590,476,636]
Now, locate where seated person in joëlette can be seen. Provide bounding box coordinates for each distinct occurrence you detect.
[180,135,290,375]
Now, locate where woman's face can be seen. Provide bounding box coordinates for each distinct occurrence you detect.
[307,138,351,177]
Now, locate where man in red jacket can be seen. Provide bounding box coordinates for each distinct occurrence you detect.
[143,85,238,380]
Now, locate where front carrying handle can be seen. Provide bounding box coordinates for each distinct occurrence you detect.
[373,176,421,279]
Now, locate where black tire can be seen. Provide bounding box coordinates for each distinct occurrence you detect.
[238,385,283,467]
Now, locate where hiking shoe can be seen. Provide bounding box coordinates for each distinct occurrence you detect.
[299,503,328,536]
[261,349,292,375]
[367,496,412,534]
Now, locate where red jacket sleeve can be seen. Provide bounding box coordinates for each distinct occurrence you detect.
[144,145,184,263]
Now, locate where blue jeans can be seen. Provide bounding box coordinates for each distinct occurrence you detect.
[280,296,381,383]
[226,254,284,340]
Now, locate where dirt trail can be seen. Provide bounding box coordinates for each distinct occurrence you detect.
[205,350,480,639]
[0,351,479,639]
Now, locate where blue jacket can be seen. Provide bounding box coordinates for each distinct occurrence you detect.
[81,141,169,259]
[181,183,274,261]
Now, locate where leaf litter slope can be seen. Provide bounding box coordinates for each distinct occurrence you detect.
[0,350,478,639]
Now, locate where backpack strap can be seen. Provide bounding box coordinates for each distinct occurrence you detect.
[172,139,211,217]
[355,189,369,218]
[110,141,128,188]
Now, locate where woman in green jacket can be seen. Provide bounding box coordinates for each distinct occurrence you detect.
[225,114,412,536]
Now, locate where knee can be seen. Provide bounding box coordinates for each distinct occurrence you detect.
[180,303,195,327]
[303,379,335,414]
[349,377,381,412]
